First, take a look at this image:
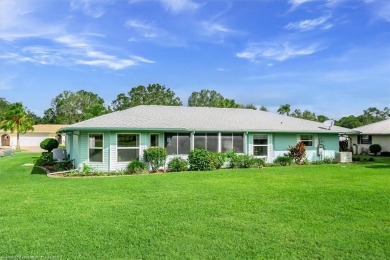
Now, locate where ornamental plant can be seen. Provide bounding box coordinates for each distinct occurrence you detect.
[143,147,167,172]
[40,138,59,152]
[188,148,214,171]
[167,157,188,172]
[369,144,382,155]
[286,141,306,165]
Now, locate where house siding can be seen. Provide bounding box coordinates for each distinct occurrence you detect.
[71,130,340,171]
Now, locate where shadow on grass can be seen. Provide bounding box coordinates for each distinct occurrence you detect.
[31,166,47,174]
[365,164,390,169]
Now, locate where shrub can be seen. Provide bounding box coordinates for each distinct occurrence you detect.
[211,152,227,169]
[369,144,382,155]
[35,152,54,166]
[322,157,335,164]
[226,152,265,168]
[286,142,306,165]
[252,157,266,168]
[126,160,146,174]
[168,157,188,172]
[143,147,167,172]
[339,140,349,152]
[53,156,73,172]
[381,151,390,157]
[40,138,59,152]
[368,157,375,162]
[352,157,361,162]
[188,148,214,171]
[274,156,293,166]
[226,152,240,168]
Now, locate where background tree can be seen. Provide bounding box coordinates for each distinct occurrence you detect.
[112,84,182,111]
[316,115,329,123]
[336,115,362,129]
[43,90,108,124]
[259,105,268,112]
[0,97,9,117]
[244,104,257,110]
[0,102,34,149]
[187,89,243,108]
[277,104,291,115]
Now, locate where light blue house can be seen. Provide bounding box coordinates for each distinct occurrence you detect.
[59,105,355,171]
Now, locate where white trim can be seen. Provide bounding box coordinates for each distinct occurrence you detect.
[149,133,160,147]
[297,134,314,147]
[252,134,268,158]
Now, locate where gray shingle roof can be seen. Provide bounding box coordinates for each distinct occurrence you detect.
[353,119,390,134]
[61,105,356,134]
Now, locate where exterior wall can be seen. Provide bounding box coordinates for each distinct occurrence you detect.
[350,134,390,154]
[71,130,341,171]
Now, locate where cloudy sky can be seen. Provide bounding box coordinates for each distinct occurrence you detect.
[0,0,389,119]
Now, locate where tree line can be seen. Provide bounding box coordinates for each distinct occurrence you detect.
[1,84,389,130]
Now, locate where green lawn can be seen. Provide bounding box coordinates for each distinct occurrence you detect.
[1,153,389,259]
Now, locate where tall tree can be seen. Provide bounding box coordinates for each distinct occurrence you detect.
[336,115,363,129]
[43,90,108,124]
[188,89,242,108]
[244,104,257,110]
[277,104,291,115]
[0,102,34,149]
[112,84,182,111]
[0,97,10,118]
[316,115,329,123]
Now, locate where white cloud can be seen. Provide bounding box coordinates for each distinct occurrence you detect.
[288,0,315,9]
[0,0,65,41]
[125,19,154,31]
[236,42,323,62]
[158,0,200,13]
[285,15,333,31]
[366,0,390,22]
[70,0,112,18]
[202,22,236,34]
[75,59,136,70]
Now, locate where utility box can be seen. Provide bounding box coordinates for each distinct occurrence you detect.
[53,148,67,162]
[335,152,352,163]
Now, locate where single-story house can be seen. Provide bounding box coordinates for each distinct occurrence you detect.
[351,119,390,154]
[59,105,356,171]
[1,124,67,149]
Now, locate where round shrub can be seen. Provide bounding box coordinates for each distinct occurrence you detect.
[369,144,382,155]
[40,138,59,152]
[273,156,293,166]
[188,148,214,171]
[168,157,188,172]
[211,152,227,169]
[143,147,167,172]
[126,160,146,174]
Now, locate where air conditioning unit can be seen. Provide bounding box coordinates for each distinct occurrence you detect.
[335,152,352,163]
[53,148,67,162]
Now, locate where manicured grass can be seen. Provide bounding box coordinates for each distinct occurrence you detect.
[0,153,389,259]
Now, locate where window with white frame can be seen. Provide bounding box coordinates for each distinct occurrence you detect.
[89,134,103,162]
[194,133,218,152]
[221,133,244,153]
[164,133,190,155]
[253,134,268,156]
[117,134,140,162]
[299,134,314,147]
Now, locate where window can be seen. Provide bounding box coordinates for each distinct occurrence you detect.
[150,134,159,147]
[164,133,190,155]
[89,134,103,162]
[253,135,268,156]
[358,135,372,144]
[194,133,218,152]
[300,135,313,147]
[117,134,140,162]
[221,133,244,153]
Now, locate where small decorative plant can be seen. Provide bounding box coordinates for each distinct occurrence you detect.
[143,147,167,172]
[40,138,59,152]
[286,142,306,165]
[369,144,382,155]
[168,157,188,172]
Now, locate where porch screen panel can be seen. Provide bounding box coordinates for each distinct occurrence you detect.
[206,134,218,152]
[233,134,244,153]
[194,134,206,149]
[177,133,190,154]
[164,133,178,155]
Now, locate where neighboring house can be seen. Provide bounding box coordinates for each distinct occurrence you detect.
[59,105,356,171]
[351,119,390,154]
[1,124,67,149]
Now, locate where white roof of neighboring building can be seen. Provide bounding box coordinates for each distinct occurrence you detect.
[1,124,67,134]
[353,119,390,134]
[61,105,356,134]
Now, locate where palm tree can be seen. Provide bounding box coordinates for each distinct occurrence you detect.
[0,102,34,149]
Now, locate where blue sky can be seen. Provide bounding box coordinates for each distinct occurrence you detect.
[0,0,389,119]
